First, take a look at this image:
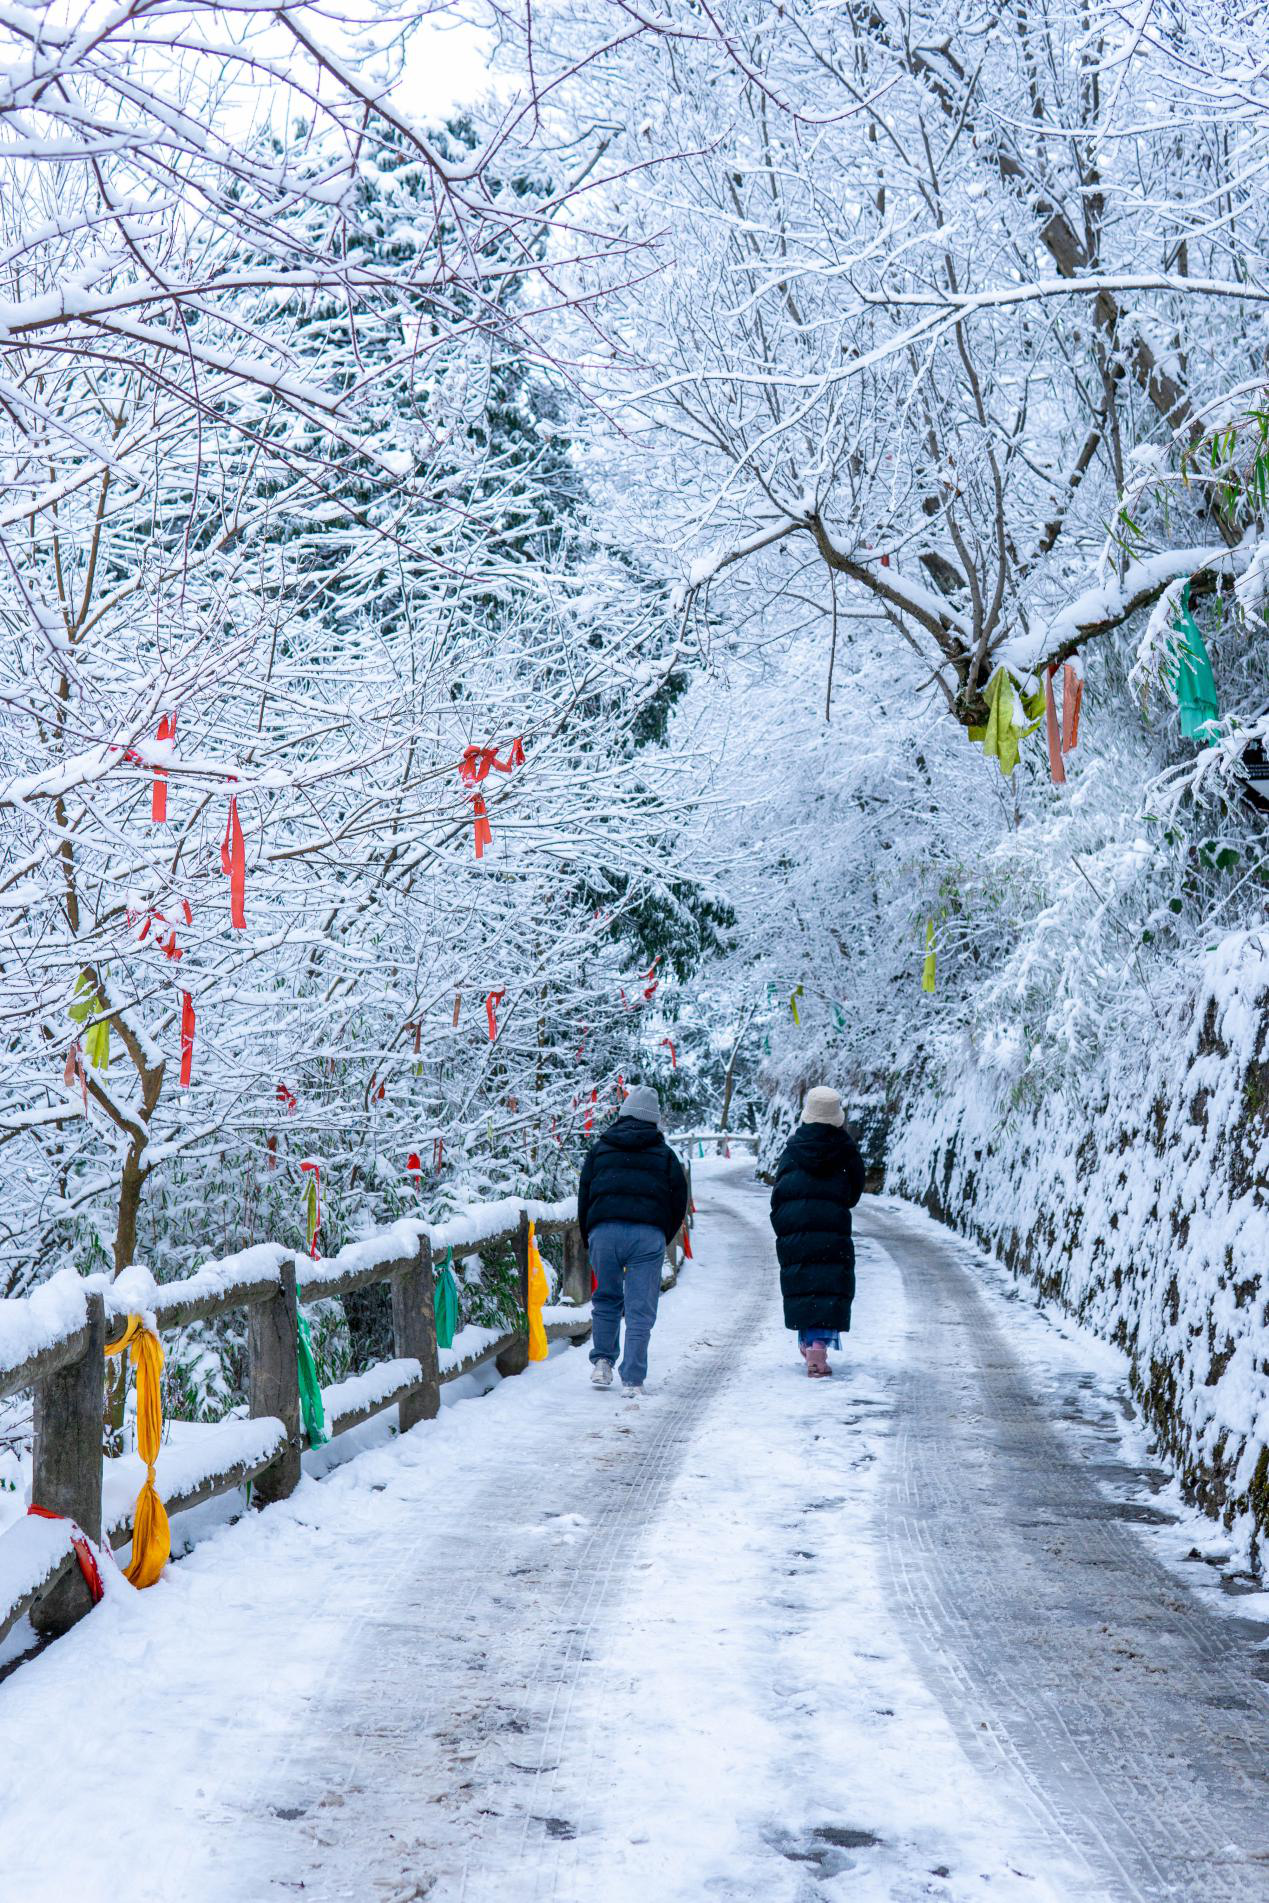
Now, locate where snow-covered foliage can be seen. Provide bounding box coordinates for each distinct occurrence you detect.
[0,3,723,1295]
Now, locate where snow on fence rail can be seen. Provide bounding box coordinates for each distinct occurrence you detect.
[0,1180,693,1660]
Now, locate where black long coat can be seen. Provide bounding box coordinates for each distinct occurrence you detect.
[578,1116,689,1244]
[769,1123,866,1331]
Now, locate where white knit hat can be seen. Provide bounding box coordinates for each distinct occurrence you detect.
[801,1086,845,1128]
[621,1083,662,1126]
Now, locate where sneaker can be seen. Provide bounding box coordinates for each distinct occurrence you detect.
[590,1359,614,1389]
[622,1383,643,1398]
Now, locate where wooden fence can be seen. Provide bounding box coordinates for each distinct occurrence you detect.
[0,1184,693,1656]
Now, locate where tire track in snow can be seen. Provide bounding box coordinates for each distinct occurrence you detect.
[863,1201,1269,1903]
[235,1180,772,1901]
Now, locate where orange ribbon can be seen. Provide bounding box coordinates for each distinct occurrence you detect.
[486,988,505,1041]
[660,1037,677,1069]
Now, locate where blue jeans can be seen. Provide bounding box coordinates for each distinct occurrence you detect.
[587,1221,665,1387]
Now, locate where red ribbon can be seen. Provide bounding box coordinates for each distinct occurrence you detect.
[681,1226,694,1259]
[27,1504,104,1604]
[1061,659,1083,755]
[300,1160,321,1259]
[135,897,192,961]
[152,713,176,823]
[179,991,195,1089]
[433,1135,444,1172]
[660,1037,678,1069]
[472,791,493,860]
[459,737,525,785]
[276,1082,297,1114]
[406,1152,422,1185]
[643,958,660,1003]
[1044,665,1066,786]
[486,988,505,1041]
[221,794,246,929]
[63,1042,88,1111]
[584,1085,597,1135]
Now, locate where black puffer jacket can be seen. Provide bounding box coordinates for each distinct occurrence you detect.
[578,1117,689,1244]
[769,1123,866,1331]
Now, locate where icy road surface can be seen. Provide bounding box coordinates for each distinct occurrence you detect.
[0,1166,1267,1902]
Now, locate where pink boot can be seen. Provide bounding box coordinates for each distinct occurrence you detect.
[805,1341,831,1378]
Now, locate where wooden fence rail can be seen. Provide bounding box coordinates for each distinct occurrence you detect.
[0,1173,693,1659]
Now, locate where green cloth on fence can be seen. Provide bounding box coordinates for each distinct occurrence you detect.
[69,971,110,1070]
[1172,581,1220,742]
[435,1246,459,1350]
[296,1304,327,1446]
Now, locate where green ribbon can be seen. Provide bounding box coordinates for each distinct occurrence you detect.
[1172,581,1220,742]
[435,1246,459,1350]
[296,1302,327,1446]
[69,971,110,1070]
[968,668,1044,778]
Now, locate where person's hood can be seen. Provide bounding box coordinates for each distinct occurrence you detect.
[602,1115,666,1152]
[783,1122,853,1177]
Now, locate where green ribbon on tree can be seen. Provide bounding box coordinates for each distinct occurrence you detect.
[435,1246,459,1350]
[296,1302,327,1446]
[69,972,111,1070]
[968,668,1044,778]
[922,919,937,993]
[1171,581,1220,742]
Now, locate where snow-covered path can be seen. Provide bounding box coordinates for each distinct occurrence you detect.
[1,1168,1267,1902]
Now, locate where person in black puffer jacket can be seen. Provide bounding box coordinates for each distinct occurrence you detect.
[769,1085,866,1379]
[578,1084,688,1395]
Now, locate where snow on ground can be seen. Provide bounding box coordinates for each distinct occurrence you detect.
[0,1165,1263,1903]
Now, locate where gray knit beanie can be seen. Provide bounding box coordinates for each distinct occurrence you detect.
[801,1085,845,1128]
[621,1084,662,1126]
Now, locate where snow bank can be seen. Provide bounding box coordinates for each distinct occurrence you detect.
[0,1515,76,1632]
[889,929,1269,1565]
[322,1359,421,1430]
[439,1324,508,1377]
[103,1416,286,1535]
[0,1269,87,1384]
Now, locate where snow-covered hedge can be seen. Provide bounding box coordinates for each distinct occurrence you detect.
[889,931,1269,1568]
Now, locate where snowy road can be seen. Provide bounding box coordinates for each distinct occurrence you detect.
[1,1167,1267,1902]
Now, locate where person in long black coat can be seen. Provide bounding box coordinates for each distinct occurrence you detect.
[769,1085,866,1378]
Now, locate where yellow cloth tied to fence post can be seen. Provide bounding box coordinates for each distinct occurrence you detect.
[105,1314,171,1588]
[526,1220,549,1364]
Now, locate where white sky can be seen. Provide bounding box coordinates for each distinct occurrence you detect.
[399,13,505,123]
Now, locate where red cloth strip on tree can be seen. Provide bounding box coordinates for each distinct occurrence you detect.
[221,794,246,929]
[486,988,505,1041]
[152,713,176,822]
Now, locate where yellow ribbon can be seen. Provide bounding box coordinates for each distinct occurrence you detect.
[922,919,937,993]
[105,1314,171,1588]
[789,984,803,1027]
[526,1220,549,1364]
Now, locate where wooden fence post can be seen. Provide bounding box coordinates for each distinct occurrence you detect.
[30,1291,105,1637]
[561,1221,590,1307]
[249,1256,301,1506]
[394,1237,440,1432]
[495,1209,531,1378]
